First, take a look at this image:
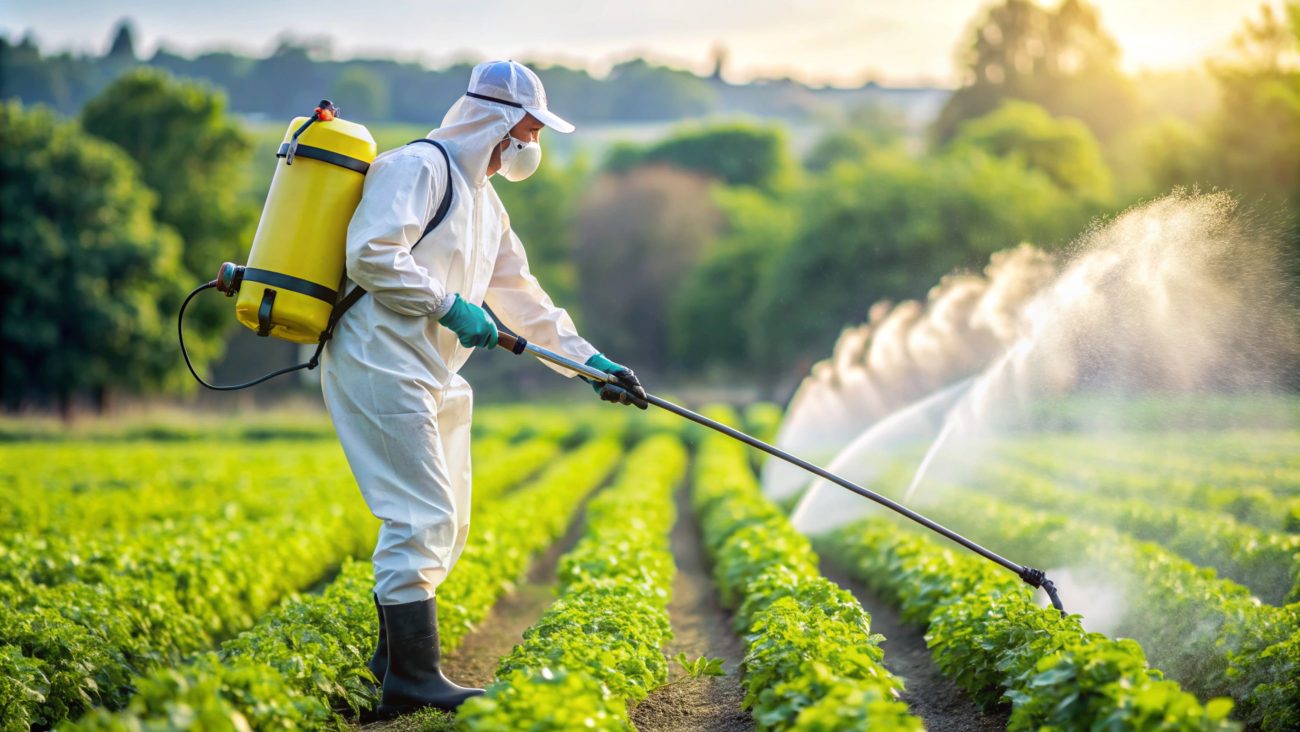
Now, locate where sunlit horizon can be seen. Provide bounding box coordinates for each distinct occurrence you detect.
[1,0,1277,88]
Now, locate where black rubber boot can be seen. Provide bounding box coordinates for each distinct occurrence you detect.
[367,591,388,685]
[377,596,483,718]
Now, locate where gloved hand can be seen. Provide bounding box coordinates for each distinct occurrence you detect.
[584,353,648,409]
[438,294,498,349]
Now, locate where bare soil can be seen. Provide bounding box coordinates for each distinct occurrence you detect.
[819,560,1009,732]
[630,485,753,732]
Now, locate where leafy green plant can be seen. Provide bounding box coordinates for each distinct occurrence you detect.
[640,652,729,697]
[469,436,560,503]
[821,517,1240,730]
[459,435,686,730]
[977,460,1300,604]
[456,667,627,731]
[690,406,922,731]
[674,652,726,680]
[788,681,918,732]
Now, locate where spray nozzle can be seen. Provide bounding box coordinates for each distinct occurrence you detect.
[314,99,337,121]
[1019,566,1066,615]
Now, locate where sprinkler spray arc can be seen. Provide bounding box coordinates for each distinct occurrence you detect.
[493,330,1067,614]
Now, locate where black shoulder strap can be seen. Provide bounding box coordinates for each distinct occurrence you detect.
[317,139,454,348]
[407,139,454,241]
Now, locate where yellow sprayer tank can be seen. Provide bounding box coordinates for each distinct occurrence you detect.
[234,111,377,343]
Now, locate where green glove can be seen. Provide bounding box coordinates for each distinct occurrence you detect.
[584,353,648,409]
[438,294,498,349]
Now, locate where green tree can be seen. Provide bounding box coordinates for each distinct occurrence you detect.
[574,167,723,371]
[604,59,717,120]
[1110,115,1211,200]
[0,34,100,114]
[669,187,797,370]
[949,99,1113,203]
[749,149,1088,376]
[494,154,591,307]
[330,65,391,120]
[606,122,794,192]
[1208,2,1300,208]
[934,0,1138,143]
[81,68,257,345]
[0,102,189,414]
[1208,1,1300,290]
[805,103,908,172]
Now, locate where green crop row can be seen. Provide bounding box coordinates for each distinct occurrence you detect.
[436,436,623,652]
[743,402,784,444]
[820,518,1238,731]
[915,490,1299,730]
[66,436,625,730]
[0,404,585,445]
[0,409,565,537]
[458,434,687,730]
[0,477,375,729]
[67,559,376,731]
[999,432,1300,494]
[0,441,354,535]
[472,408,567,443]
[978,461,1300,604]
[1000,447,1300,534]
[0,485,360,604]
[1006,430,1300,468]
[690,407,921,732]
[471,404,612,445]
[0,410,340,444]
[469,436,561,504]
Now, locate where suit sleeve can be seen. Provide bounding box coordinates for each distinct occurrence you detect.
[486,224,598,377]
[344,151,455,318]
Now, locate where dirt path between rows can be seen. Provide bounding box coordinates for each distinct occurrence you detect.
[819,560,1008,732]
[358,480,606,732]
[439,486,598,687]
[630,485,753,732]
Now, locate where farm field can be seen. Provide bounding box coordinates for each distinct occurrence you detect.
[1,405,1297,731]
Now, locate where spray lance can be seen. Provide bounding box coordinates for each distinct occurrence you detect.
[492,330,1067,614]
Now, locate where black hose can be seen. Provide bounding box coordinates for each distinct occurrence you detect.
[178,280,323,391]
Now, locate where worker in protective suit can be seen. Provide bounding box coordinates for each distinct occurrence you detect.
[321,60,646,718]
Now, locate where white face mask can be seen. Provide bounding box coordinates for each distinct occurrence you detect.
[497,134,541,181]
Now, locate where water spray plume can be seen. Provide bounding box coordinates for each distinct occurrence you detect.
[787,377,973,533]
[765,244,1056,500]
[781,191,1298,536]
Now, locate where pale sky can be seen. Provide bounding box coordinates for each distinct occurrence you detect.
[1,0,1275,87]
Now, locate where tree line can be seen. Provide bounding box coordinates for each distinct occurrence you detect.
[0,20,908,126]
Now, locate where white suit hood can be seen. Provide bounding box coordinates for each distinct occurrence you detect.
[429,96,525,189]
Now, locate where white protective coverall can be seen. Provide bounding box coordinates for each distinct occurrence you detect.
[322,67,597,605]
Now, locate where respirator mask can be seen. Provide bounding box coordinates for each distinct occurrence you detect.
[497,134,541,181]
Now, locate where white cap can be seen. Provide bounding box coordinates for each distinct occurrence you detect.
[466,60,575,134]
